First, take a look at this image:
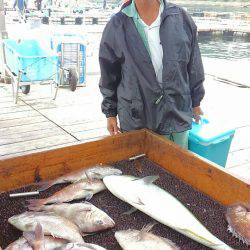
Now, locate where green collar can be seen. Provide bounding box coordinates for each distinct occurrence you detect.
[122,0,164,18]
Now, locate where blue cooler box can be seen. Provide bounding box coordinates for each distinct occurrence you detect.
[188,119,235,167]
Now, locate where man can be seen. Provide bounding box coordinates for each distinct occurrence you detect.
[13,0,27,21]
[99,0,205,149]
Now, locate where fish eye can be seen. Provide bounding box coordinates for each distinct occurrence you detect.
[96,220,104,225]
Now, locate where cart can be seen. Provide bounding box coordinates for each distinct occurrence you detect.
[3,39,59,103]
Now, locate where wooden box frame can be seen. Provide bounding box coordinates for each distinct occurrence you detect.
[0,129,249,205]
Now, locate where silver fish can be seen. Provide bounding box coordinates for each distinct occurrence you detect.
[38,165,122,191]
[104,175,233,250]
[115,223,179,250]
[56,243,106,250]
[4,237,32,250]
[28,202,115,233]
[4,237,66,250]
[226,203,250,245]
[8,211,84,243]
[28,179,106,207]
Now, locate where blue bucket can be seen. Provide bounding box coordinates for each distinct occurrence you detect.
[188,118,235,167]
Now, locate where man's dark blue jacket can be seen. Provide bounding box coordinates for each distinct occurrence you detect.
[99,0,205,134]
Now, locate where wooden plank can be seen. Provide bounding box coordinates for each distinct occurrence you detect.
[0,116,47,128]
[0,142,78,161]
[0,134,77,157]
[0,96,14,103]
[24,98,94,110]
[228,163,250,180]
[145,130,250,205]
[227,148,250,168]
[0,127,66,145]
[0,101,26,108]
[0,105,32,114]
[0,121,57,136]
[63,120,106,133]
[74,127,109,141]
[0,130,145,191]
[0,110,40,121]
[230,126,250,152]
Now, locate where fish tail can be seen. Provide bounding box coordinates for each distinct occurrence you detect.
[23,223,44,248]
[35,223,44,242]
[27,198,47,209]
[36,180,54,192]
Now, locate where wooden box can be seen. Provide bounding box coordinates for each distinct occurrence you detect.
[0,129,249,205]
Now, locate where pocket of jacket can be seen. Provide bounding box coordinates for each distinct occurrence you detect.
[167,92,192,113]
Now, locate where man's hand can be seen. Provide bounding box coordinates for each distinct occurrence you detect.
[107,117,120,135]
[193,106,204,124]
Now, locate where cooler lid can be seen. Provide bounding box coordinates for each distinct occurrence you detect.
[189,118,235,145]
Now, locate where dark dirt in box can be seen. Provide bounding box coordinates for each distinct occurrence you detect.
[0,158,247,249]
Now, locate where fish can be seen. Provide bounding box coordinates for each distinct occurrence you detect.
[4,237,32,250]
[115,223,179,250]
[37,165,122,191]
[226,203,250,245]
[28,202,115,233]
[27,179,106,207]
[8,211,84,243]
[103,175,233,250]
[4,236,67,250]
[55,242,107,250]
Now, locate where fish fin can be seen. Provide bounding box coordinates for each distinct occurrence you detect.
[122,207,138,215]
[85,171,94,181]
[131,196,145,206]
[90,171,103,178]
[23,231,35,244]
[226,203,250,245]
[138,223,156,241]
[179,228,218,246]
[132,175,159,184]
[81,232,96,237]
[228,225,250,245]
[161,238,180,250]
[23,223,44,247]
[141,175,159,184]
[36,180,54,192]
[83,201,93,206]
[141,222,157,233]
[27,199,47,208]
[85,192,94,201]
[34,223,44,243]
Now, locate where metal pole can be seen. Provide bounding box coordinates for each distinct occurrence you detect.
[0,0,8,80]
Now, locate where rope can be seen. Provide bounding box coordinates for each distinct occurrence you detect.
[206,73,250,89]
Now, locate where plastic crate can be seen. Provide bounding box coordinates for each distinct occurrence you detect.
[4,39,58,82]
[188,119,235,167]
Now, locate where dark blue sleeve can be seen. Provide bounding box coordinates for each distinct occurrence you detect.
[99,18,121,118]
[183,10,205,108]
[188,25,205,107]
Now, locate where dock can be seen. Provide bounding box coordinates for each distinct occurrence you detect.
[195,18,250,38]
[0,57,250,181]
